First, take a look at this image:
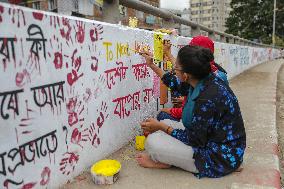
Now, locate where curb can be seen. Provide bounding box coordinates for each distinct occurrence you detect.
[230,60,283,189]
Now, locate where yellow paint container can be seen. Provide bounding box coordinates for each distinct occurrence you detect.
[135,136,146,151]
[90,160,121,185]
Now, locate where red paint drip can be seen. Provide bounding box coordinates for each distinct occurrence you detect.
[3,59,7,72]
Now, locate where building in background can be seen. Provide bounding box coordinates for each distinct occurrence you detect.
[3,0,236,35]
[2,0,57,11]
[159,8,191,36]
[190,0,231,32]
[57,0,103,19]
[160,0,191,36]
[1,0,103,18]
[121,0,162,30]
[2,0,163,30]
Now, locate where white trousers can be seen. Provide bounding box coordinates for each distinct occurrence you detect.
[145,119,198,173]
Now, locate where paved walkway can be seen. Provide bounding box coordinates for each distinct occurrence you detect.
[62,59,284,189]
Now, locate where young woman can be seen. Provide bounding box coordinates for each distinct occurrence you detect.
[157,35,228,122]
[136,46,246,178]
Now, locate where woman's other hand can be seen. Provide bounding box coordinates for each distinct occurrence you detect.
[163,40,172,57]
[139,49,154,67]
[141,118,163,133]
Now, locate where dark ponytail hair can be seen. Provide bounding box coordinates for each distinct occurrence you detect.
[177,45,213,80]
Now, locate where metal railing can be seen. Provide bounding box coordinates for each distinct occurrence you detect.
[119,0,281,49]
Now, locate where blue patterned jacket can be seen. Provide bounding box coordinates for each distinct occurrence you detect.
[168,74,246,178]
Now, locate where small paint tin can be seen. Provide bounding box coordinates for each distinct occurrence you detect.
[90,160,121,185]
[135,135,146,151]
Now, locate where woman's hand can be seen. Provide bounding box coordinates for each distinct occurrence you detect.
[161,108,171,114]
[163,40,172,57]
[138,48,165,78]
[138,49,154,67]
[141,118,164,134]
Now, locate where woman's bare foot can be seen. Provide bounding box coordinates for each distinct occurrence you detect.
[135,153,171,169]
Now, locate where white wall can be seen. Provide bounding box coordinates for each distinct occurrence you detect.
[0,2,281,189]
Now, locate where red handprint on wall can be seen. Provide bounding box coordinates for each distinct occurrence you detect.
[59,152,79,175]
[88,44,99,72]
[66,97,84,127]
[47,35,65,71]
[67,49,83,86]
[90,24,103,42]
[74,21,85,44]
[60,18,72,42]
[88,122,100,148]
[68,111,78,127]
[66,97,77,112]
[93,75,106,100]
[71,49,81,70]
[83,88,92,103]
[88,101,109,147]
[53,44,63,70]
[91,55,99,72]
[71,128,89,148]
[97,101,109,128]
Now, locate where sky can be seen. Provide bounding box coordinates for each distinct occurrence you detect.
[160,0,190,10]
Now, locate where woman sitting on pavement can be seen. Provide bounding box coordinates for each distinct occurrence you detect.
[136,45,246,178]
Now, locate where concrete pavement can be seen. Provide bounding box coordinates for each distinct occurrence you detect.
[62,59,284,189]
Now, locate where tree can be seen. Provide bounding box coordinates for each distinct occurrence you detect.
[225,0,284,45]
[275,35,284,46]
